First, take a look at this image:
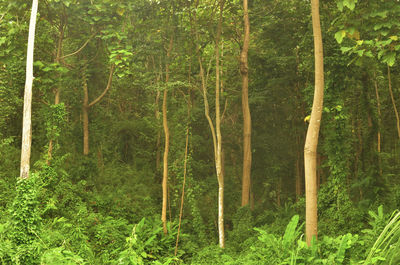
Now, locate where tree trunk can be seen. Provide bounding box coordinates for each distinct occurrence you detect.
[47,24,64,165]
[304,0,324,246]
[240,0,252,207]
[374,71,383,177]
[387,66,400,139]
[175,94,191,256]
[82,64,115,155]
[193,0,225,247]
[82,67,90,156]
[295,137,302,201]
[215,0,225,248]
[162,37,173,235]
[155,89,161,171]
[20,0,38,179]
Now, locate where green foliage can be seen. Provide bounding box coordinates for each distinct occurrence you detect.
[40,247,85,265]
[10,174,41,264]
[364,209,400,264]
[116,217,181,265]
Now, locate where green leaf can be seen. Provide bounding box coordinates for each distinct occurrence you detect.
[282,215,299,248]
[33,61,45,68]
[335,30,346,44]
[337,1,344,11]
[383,52,396,66]
[340,47,352,53]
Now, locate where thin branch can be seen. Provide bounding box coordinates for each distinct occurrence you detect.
[60,31,98,59]
[221,98,228,122]
[88,64,115,107]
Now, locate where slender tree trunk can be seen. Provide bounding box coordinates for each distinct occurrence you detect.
[387,66,400,139]
[240,0,252,207]
[155,89,161,171]
[215,0,225,248]
[374,72,383,178]
[304,0,324,246]
[82,66,90,156]
[175,94,191,256]
[193,0,224,247]
[295,136,302,201]
[20,0,38,179]
[82,64,115,155]
[162,37,173,235]
[154,56,162,172]
[47,24,64,165]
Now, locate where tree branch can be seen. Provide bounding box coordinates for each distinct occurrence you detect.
[60,31,97,59]
[88,64,115,107]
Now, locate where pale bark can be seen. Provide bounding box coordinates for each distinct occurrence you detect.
[387,66,400,139]
[193,0,225,247]
[215,0,225,248]
[304,0,324,246]
[20,0,38,179]
[162,37,173,235]
[240,0,252,207]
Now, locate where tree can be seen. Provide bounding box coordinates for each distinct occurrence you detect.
[82,63,115,155]
[162,37,173,234]
[20,0,38,179]
[240,0,252,207]
[215,0,225,248]
[304,0,324,245]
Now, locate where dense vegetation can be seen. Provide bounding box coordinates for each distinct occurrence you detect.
[1,0,400,264]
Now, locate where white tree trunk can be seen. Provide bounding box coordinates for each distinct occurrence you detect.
[20,0,38,179]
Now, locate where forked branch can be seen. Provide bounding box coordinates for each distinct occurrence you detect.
[89,64,115,107]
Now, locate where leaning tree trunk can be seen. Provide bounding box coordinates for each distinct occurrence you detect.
[20,0,38,179]
[240,0,252,207]
[304,0,324,246]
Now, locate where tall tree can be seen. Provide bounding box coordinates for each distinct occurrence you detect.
[240,0,252,207]
[162,37,173,234]
[20,0,38,179]
[215,0,225,248]
[304,0,324,245]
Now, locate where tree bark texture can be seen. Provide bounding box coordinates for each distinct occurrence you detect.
[304,0,324,246]
[20,0,38,179]
[240,0,252,207]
